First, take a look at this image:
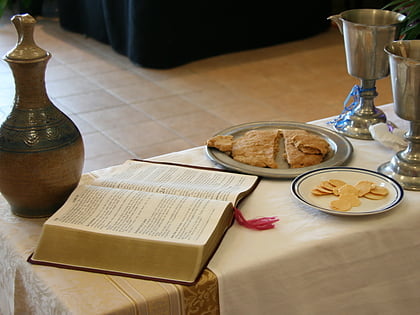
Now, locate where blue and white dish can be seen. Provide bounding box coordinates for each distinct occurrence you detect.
[291,167,404,216]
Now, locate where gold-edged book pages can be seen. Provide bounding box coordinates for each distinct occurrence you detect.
[29,160,259,284]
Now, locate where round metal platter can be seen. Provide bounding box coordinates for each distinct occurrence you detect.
[205,121,353,179]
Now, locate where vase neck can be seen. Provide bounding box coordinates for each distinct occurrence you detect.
[7,56,52,109]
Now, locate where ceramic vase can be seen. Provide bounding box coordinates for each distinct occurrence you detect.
[0,14,84,217]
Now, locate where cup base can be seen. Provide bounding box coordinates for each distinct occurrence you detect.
[378,158,420,191]
[333,110,386,140]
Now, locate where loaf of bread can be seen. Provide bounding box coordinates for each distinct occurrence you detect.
[207,128,330,169]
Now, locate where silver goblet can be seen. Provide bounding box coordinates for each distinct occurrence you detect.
[378,40,420,191]
[329,9,406,139]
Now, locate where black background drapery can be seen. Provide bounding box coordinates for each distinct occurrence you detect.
[57,0,331,69]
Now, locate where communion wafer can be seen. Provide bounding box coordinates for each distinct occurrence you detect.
[370,186,389,196]
[337,184,359,196]
[363,192,388,200]
[311,178,389,211]
[330,198,352,211]
[311,188,331,196]
[355,180,376,197]
[328,179,346,187]
[320,180,336,191]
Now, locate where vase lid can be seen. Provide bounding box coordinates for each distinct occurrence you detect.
[4,14,49,61]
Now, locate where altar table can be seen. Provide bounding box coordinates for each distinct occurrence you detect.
[1,104,420,315]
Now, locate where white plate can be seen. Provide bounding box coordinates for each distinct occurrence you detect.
[291,167,404,216]
[206,121,353,179]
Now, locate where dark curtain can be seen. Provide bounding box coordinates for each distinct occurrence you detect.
[57,0,331,69]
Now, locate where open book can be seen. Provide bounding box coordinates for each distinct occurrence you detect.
[29,160,259,284]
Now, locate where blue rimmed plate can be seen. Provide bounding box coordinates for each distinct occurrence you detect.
[291,167,404,216]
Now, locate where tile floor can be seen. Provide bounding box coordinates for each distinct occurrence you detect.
[0,16,393,172]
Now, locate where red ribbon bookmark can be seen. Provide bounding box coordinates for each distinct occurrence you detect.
[234,207,279,230]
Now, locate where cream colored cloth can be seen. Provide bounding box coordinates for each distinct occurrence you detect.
[204,105,420,315]
[156,105,420,315]
[0,151,220,315]
[2,104,419,315]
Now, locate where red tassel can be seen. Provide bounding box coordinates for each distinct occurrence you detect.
[234,207,279,230]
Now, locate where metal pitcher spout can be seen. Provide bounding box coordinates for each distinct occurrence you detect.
[328,14,343,34]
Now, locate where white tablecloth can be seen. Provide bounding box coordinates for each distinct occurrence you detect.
[151,104,420,315]
[2,104,420,315]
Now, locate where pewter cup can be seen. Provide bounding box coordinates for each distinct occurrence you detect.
[329,9,406,139]
[378,40,420,190]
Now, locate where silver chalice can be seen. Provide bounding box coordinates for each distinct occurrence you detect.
[329,9,406,139]
[378,40,420,191]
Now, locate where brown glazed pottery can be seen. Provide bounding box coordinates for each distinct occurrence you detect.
[0,14,84,217]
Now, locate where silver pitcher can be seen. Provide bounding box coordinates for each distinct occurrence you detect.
[378,40,420,191]
[329,9,406,139]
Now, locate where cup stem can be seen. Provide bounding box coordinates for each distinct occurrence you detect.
[357,79,378,115]
[400,121,420,164]
[333,80,386,140]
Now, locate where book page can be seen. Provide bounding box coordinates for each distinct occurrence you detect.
[48,185,231,244]
[91,161,258,204]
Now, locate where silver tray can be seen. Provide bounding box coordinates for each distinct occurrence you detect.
[205,121,353,179]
